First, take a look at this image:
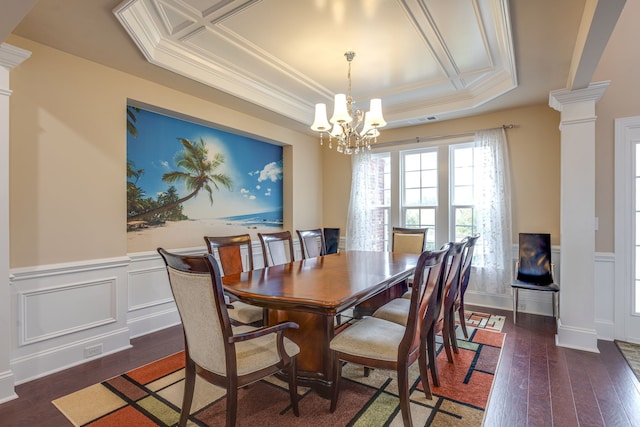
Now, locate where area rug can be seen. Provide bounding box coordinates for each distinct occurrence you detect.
[615,340,640,381]
[53,313,505,426]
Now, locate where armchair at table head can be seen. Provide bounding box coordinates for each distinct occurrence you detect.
[258,231,295,266]
[296,228,327,259]
[203,234,264,326]
[157,248,300,427]
[511,233,559,323]
[392,227,428,254]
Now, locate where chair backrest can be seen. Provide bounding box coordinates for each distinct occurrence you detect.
[458,234,480,297]
[296,228,327,259]
[399,248,448,358]
[436,241,466,324]
[323,227,340,254]
[157,248,231,376]
[517,233,553,284]
[258,231,295,266]
[392,227,428,254]
[204,234,254,275]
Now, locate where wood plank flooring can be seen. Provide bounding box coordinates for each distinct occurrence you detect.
[1,305,639,426]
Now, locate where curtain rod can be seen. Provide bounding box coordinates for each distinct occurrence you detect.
[374,124,516,148]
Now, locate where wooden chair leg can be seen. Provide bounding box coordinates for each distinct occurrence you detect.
[458,301,469,340]
[397,364,413,427]
[330,355,342,413]
[448,307,459,354]
[418,345,432,400]
[364,367,371,377]
[179,359,196,427]
[426,327,439,387]
[513,288,518,324]
[288,357,299,417]
[226,383,238,427]
[441,316,454,363]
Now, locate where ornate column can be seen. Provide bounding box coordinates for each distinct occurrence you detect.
[549,81,609,353]
[0,42,31,403]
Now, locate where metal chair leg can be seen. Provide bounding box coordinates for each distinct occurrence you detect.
[513,288,518,324]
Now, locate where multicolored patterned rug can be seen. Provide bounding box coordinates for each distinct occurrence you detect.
[615,340,640,381]
[53,312,505,426]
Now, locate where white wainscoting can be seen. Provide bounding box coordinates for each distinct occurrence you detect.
[7,241,614,384]
[9,257,132,384]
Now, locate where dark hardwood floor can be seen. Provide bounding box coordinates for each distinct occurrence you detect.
[1,305,639,426]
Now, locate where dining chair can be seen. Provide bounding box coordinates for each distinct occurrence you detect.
[157,248,300,427]
[329,248,448,427]
[391,226,428,254]
[455,234,480,339]
[258,231,295,266]
[427,241,466,386]
[295,228,344,326]
[511,233,559,323]
[296,228,327,259]
[323,227,340,254]
[204,234,265,326]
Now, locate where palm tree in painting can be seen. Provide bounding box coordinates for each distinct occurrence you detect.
[127,137,232,222]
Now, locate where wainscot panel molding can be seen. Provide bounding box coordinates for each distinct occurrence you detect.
[10,257,131,384]
[465,248,615,341]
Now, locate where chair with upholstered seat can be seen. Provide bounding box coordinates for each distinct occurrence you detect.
[296,228,327,259]
[157,248,300,427]
[329,248,448,427]
[258,231,295,266]
[426,241,465,386]
[392,226,428,254]
[204,234,265,326]
[511,233,559,323]
[455,234,480,339]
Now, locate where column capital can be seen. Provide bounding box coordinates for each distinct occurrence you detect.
[549,81,610,112]
[0,43,31,70]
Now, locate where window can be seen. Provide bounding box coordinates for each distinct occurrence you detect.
[371,153,390,251]
[451,144,478,241]
[401,149,437,249]
[370,138,479,251]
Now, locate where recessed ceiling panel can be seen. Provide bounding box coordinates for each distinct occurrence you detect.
[114,0,516,128]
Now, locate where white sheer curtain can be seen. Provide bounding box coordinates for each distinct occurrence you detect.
[346,150,375,250]
[472,128,513,294]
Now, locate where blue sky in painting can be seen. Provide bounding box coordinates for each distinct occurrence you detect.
[127,107,283,220]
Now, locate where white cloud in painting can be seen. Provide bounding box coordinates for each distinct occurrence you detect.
[249,195,256,200]
[160,160,170,169]
[256,185,261,190]
[257,161,282,183]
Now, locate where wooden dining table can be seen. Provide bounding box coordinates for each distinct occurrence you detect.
[221,250,420,397]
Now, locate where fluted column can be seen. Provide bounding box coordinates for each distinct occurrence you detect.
[549,81,609,353]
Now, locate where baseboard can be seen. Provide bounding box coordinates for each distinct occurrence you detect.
[11,327,131,384]
[555,319,600,353]
[0,370,17,404]
[128,307,181,339]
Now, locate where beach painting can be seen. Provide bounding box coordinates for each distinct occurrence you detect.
[126,105,283,253]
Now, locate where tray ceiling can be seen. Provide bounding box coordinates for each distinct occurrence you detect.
[114,0,516,129]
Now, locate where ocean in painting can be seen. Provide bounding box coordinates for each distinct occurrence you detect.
[219,210,283,228]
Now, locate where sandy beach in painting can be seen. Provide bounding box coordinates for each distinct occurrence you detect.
[127,218,280,253]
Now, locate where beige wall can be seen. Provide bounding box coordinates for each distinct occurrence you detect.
[8,35,321,268]
[322,104,563,246]
[592,0,640,253]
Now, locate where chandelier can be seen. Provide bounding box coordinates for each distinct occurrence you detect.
[310,51,387,154]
